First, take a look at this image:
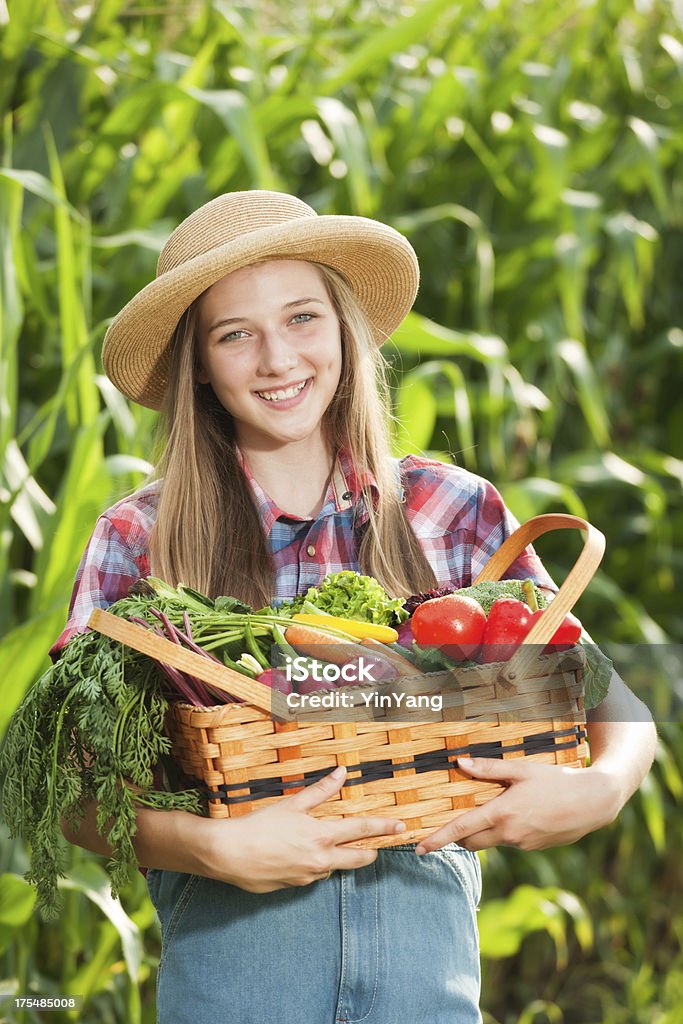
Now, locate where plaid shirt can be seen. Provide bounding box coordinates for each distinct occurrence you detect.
[50,451,555,658]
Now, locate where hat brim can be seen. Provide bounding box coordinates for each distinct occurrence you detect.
[102,216,419,410]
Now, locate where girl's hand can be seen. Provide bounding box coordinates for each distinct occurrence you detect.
[415,757,621,854]
[199,766,406,892]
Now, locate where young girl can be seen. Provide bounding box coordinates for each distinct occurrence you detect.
[57,190,656,1023]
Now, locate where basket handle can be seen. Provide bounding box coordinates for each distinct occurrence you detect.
[87,608,292,720]
[472,513,605,684]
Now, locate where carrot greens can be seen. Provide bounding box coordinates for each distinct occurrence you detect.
[1,574,407,918]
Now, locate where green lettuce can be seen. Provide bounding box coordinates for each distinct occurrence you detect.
[273,570,408,626]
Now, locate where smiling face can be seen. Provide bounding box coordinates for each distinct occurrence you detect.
[196,260,343,456]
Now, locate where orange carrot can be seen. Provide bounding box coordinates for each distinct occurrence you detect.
[284,624,368,665]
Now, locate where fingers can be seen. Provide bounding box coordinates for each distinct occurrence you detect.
[286,765,348,812]
[332,846,380,871]
[415,806,497,854]
[277,766,406,873]
[411,757,532,854]
[456,755,530,782]
[448,829,498,852]
[326,813,406,847]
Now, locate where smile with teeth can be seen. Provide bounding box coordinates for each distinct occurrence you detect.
[255,379,310,402]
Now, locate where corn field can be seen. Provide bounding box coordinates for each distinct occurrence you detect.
[1,1,682,1021]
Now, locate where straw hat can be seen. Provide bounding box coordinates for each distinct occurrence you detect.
[102,190,419,409]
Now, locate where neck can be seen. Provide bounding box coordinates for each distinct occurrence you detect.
[238,438,335,517]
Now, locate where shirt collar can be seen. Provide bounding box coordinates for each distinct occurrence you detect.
[235,446,380,534]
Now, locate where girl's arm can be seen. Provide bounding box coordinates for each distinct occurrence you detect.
[580,670,658,810]
[414,670,657,854]
[62,766,407,892]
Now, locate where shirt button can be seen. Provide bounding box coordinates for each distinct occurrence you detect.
[306,544,316,556]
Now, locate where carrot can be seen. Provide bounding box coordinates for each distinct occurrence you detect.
[283,623,369,665]
[284,624,406,684]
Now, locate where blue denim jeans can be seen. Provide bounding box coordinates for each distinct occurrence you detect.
[146,843,483,1024]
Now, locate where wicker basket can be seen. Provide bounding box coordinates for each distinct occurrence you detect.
[90,513,604,849]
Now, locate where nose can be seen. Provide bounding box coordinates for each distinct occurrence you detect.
[257,329,299,376]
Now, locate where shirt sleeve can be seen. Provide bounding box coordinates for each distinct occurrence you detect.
[471,478,558,592]
[49,513,146,661]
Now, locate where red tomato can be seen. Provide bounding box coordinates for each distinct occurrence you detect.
[480,596,534,663]
[480,600,583,663]
[528,609,582,651]
[411,595,487,661]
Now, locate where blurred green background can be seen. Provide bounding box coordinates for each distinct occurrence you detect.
[1,1,682,1021]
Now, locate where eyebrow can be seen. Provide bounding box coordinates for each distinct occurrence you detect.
[208,297,326,333]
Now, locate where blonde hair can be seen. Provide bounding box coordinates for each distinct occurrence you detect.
[150,262,438,607]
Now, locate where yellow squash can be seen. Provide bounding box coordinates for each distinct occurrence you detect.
[291,613,398,644]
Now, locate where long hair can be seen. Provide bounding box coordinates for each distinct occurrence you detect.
[150,261,438,607]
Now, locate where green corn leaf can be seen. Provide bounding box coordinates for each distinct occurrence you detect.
[556,339,611,447]
[322,0,460,94]
[478,885,589,962]
[315,97,375,213]
[188,87,278,189]
[59,860,142,983]
[0,174,23,464]
[392,374,437,456]
[409,359,476,469]
[502,478,588,522]
[391,312,507,363]
[0,604,68,735]
[0,872,36,955]
[0,168,78,212]
[637,773,667,853]
[45,130,99,428]
[30,413,112,613]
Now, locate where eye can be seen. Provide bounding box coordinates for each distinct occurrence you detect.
[290,312,316,325]
[218,329,249,343]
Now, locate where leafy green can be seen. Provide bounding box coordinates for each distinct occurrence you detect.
[410,643,471,673]
[403,579,551,617]
[274,570,409,626]
[582,643,614,709]
[0,622,205,921]
[215,594,254,614]
[455,579,551,615]
[3,574,416,918]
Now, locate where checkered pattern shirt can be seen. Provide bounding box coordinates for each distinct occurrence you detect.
[50,451,555,658]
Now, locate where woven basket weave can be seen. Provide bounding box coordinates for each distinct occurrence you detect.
[90,513,604,849]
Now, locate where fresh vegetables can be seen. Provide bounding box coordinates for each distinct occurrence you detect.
[0,573,413,918]
[480,583,583,663]
[0,623,202,919]
[0,569,607,921]
[291,612,398,644]
[479,595,537,663]
[405,578,572,665]
[255,667,293,694]
[283,622,367,663]
[283,623,399,682]
[403,577,611,708]
[530,609,582,649]
[276,570,409,626]
[403,579,549,618]
[411,594,487,661]
[400,579,550,647]
[359,637,419,677]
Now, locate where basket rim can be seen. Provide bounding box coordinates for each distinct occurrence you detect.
[169,642,586,716]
